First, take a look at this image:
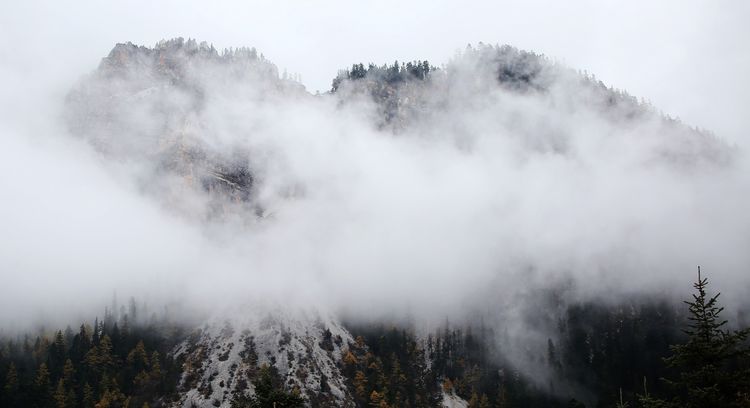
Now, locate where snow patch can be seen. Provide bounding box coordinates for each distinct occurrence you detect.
[442,390,469,408]
[170,304,354,407]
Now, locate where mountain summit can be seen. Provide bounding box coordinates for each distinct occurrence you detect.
[51,38,742,407]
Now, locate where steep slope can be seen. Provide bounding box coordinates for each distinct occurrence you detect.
[65,38,305,218]
[59,38,740,408]
[332,44,731,168]
[171,307,354,407]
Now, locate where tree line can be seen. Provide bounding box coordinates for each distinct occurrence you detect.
[340,271,749,407]
[0,302,184,407]
[2,271,747,407]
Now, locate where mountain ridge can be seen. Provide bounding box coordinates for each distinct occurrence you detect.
[35,38,744,408]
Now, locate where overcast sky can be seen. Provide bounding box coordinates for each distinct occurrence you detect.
[1,0,748,143]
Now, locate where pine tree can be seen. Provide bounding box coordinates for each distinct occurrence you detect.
[83,382,95,408]
[49,330,67,376]
[354,370,369,399]
[344,350,358,366]
[659,268,750,407]
[63,358,76,387]
[232,364,304,408]
[97,377,127,408]
[637,377,670,408]
[127,341,149,372]
[34,362,53,407]
[92,318,100,345]
[150,351,161,379]
[369,389,384,407]
[3,362,18,392]
[72,324,92,362]
[53,378,68,408]
[97,335,115,372]
[3,362,19,405]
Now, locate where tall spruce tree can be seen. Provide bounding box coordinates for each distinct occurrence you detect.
[654,268,750,407]
[3,362,19,406]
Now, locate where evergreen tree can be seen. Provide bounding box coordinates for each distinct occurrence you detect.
[63,358,76,387]
[34,362,53,407]
[0,311,182,408]
[49,330,67,377]
[656,268,750,407]
[3,362,19,406]
[231,364,304,408]
[83,382,95,408]
[150,351,162,381]
[127,341,149,372]
[636,377,669,408]
[53,378,75,408]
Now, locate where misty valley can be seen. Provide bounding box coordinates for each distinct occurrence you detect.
[1,38,748,408]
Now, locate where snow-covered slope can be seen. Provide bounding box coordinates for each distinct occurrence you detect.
[171,306,354,407]
[441,391,469,408]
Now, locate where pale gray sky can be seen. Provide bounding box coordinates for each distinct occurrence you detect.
[1,0,749,143]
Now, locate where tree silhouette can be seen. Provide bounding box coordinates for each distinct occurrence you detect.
[648,267,750,407]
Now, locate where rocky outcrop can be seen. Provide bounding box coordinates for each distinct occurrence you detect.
[172,307,355,407]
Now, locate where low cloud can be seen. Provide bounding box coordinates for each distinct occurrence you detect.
[0,42,748,342]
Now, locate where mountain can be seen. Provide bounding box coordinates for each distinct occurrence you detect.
[331,44,730,167]
[65,39,732,214]
[65,38,305,218]
[10,37,737,408]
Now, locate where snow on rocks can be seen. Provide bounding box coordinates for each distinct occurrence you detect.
[170,304,354,407]
[441,390,469,408]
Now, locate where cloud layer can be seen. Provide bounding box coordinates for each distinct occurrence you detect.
[1,41,748,335]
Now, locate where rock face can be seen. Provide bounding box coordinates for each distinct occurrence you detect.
[65,38,732,220]
[64,38,304,219]
[331,44,732,167]
[65,39,361,407]
[171,308,355,407]
[62,38,738,407]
